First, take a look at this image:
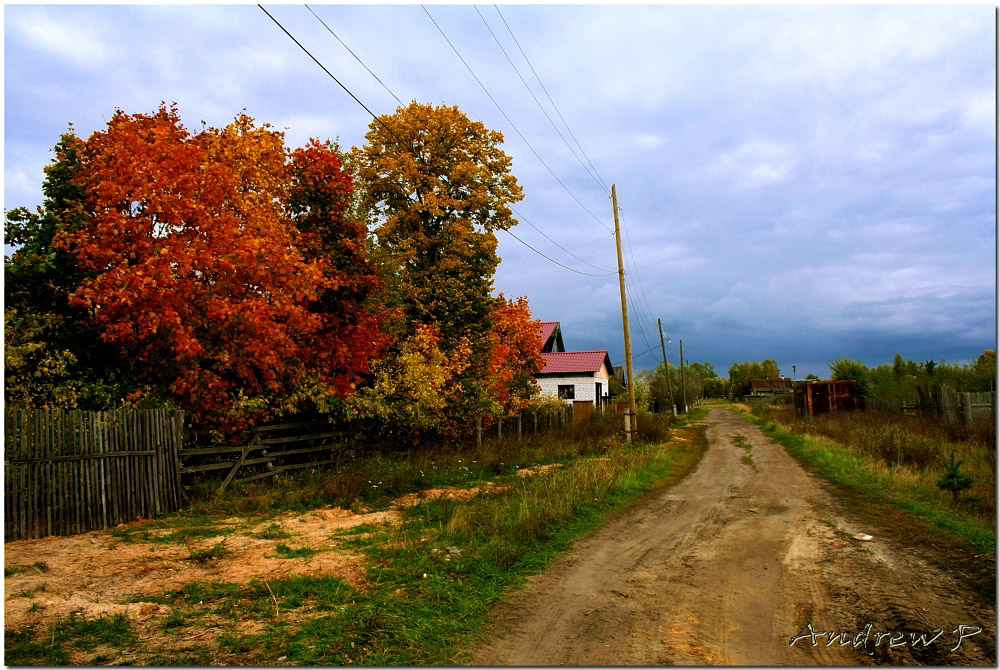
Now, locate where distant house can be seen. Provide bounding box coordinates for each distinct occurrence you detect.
[532,321,611,407]
[749,378,794,397]
[537,321,565,353]
[535,351,614,407]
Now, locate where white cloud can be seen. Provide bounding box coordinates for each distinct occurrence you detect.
[712,140,797,191]
[13,10,116,69]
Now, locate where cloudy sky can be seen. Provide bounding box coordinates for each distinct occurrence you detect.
[5,3,996,378]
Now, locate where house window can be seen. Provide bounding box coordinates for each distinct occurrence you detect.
[557,384,575,400]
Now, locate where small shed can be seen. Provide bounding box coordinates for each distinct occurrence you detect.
[794,380,857,416]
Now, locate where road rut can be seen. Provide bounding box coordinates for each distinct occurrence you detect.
[472,408,995,666]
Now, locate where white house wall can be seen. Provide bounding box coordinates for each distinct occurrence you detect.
[537,376,605,405]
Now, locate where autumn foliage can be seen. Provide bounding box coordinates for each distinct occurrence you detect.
[48,106,386,436]
[487,294,544,414]
[7,101,545,443]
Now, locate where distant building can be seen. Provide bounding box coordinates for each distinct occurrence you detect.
[532,321,611,407]
[535,351,614,407]
[749,378,794,397]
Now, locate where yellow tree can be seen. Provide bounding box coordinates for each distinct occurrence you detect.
[353,102,524,418]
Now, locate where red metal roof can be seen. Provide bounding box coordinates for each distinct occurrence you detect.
[538,351,612,375]
[537,322,559,346]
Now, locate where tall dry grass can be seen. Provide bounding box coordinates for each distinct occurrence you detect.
[188,408,670,518]
[751,403,996,521]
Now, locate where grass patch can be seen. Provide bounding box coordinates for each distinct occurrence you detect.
[732,433,756,471]
[4,613,135,666]
[735,406,995,554]
[246,523,292,540]
[273,544,318,559]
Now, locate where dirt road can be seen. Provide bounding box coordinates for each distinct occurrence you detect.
[472,408,996,666]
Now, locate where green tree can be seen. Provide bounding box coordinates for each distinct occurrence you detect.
[4,131,137,408]
[828,357,871,407]
[727,359,781,397]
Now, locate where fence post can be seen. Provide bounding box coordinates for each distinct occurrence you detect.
[498,416,502,439]
[476,416,482,449]
[962,392,973,426]
[517,412,522,441]
[533,412,538,435]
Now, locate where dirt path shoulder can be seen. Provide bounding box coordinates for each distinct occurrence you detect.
[471,408,996,666]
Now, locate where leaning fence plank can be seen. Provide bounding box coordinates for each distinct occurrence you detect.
[217,432,261,494]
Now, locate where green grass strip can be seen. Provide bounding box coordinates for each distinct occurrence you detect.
[737,410,995,554]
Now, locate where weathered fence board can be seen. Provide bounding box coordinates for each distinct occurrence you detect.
[4,408,185,542]
[177,420,349,494]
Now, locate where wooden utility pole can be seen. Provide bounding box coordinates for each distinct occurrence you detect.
[612,185,637,442]
[657,319,676,417]
[679,339,687,414]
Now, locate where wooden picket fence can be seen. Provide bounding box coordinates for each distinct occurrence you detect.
[4,408,185,542]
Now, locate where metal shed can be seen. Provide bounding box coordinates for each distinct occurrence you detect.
[794,380,857,416]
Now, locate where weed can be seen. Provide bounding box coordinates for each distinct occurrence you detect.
[5,561,49,578]
[27,603,46,614]
[247,523,292,540]
[732,434,756,471]
[274,544,318,559]
[186,540,230,563]
[14,583,46,598]
[163,609,188,631]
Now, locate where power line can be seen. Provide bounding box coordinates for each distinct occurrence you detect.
[257,4,405,145]
[503,228,617,277]
[614,342,661,368]
[618,203,658,329]
[510,205,614,273]
[625,276,656,358]
[473,5,606,194]
[421,4,614,235]
[296,4,614,278]
[304,4,405,107]
[494,5,610,193]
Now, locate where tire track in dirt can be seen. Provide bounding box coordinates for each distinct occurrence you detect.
[471,408,995,666]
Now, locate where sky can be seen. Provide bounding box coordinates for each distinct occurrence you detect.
[4,2,996,380]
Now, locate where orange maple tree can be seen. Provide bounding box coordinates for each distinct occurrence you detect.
[54,105,387,436]
[486,293,544,414]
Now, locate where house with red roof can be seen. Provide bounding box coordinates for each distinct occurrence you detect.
[533,321,612,407]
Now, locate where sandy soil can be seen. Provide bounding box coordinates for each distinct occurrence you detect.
[3,506,400,632]
[472,408,996,666]
[3,478,549,636]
